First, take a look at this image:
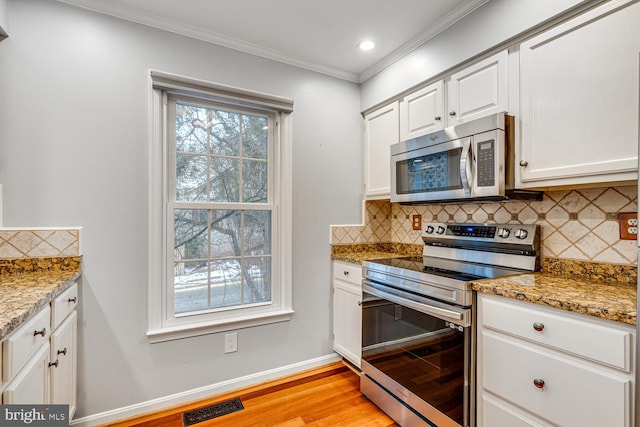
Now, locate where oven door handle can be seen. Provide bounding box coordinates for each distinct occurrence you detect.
[362,282,470,327]
[459,137,473,197]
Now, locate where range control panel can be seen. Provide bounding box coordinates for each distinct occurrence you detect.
[422,222,538,247]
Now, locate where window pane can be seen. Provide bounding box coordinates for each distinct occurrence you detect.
[174,260,209,314]
[210,210,241,258]
[244,211,271,256]
[176,154,208,202]
[242,160,267,203]
[176,104,209,154]
[174,209,209,260]
[243,257,271,303]
[242,115,268,159]
[210,157,240,202]
[210,259,242,308]
[210,110,240,157]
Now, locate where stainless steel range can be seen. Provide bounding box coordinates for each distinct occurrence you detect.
[360,222,540,427]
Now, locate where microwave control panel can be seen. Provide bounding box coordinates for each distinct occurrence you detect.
[476,139,495,187]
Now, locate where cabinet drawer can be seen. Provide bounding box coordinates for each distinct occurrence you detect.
[481,393,551,427]
[2,306,51,382]
[51,283,78,330]
[482,331,630,427]
[479,294,631,371]
[333,261,361,286]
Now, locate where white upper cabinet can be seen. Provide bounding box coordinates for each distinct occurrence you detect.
[399,81,444,141]
[364,101,399,199]
[517,0,640,188]
[447,50,508,127]
[399,50,509,141]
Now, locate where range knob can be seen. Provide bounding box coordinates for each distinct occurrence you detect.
[436,226,446,235]
[425,225,435,234]
[497,228,511,238]
[515,229,529,240]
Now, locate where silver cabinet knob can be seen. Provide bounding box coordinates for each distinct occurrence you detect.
[519,160,529,167]
[434,115,441,121]
[449,111,456,116]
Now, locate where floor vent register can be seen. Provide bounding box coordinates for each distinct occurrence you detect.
[183,398,245,426]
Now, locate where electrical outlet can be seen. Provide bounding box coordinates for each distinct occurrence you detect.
[224,333,238,353]
[412,214,422,231]
[618,212,638,240]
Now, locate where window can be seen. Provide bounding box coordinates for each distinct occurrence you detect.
[148,71,293,342]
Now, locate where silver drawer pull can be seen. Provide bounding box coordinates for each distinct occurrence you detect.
[533,378,545,389]
[33,327,46,337]
[533,322,545,332]
[49,359,59,368]
[68,297,77,303]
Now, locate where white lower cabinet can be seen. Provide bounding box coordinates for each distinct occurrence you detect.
[477,293,635,427]
[3,343,50,404]
[332,260,362,367]
[50,311,77,418]
[1,281,78,419]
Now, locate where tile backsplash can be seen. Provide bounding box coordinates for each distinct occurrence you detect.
[331,186,638,266]
[0,228,82,258]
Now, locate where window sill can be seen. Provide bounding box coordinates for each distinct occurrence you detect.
[147,309,295,343]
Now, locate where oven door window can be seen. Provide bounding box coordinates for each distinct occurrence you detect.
[362,291,468,425]
[395,147,462,195]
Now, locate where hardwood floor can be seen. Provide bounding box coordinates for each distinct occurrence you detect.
[103,361,398,427]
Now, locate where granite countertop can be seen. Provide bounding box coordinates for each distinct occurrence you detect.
[331,244,637,326]
[0,257,82,341]
[471,273,636,326]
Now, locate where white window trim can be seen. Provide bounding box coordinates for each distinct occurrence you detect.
[147,71,293,343]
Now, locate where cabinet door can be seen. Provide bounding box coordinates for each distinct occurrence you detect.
[480,393,552,427]
[447,50,508,127]
[333,281,362,367]
[50,311,77,419]
[364,101,399,198]
[399,80,444,140]
[3,343,50,404]
[518,0,640,187]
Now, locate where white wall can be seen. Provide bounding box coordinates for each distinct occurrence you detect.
[360,0,586,111]
[0,0,363,419]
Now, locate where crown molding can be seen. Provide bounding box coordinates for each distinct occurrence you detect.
[56,0,486,84]
[358,0,489,82]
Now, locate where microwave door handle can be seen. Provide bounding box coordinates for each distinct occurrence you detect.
[459,138,473,196]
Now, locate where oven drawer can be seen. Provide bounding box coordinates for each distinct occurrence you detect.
[478,294,631,371]
[482,330,630,427]
[333,260,361,286]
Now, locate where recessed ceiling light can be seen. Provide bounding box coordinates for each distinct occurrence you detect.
[358,40,375,51]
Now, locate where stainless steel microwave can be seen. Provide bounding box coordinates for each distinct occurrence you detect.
[390,113,541,204]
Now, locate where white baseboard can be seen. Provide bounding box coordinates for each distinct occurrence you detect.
[70,353,342,426]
